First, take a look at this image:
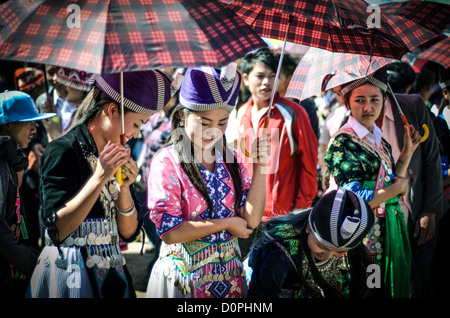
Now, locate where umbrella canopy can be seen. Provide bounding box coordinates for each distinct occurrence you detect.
[286,47,393,101]
[416,37,450,69]
[222,0,450,59]
[0,0,266,74]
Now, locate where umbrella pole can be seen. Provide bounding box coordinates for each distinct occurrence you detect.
[387,82,410,128]
[240,17,292,161]
[116,71,126,184]
[387,82,429,142]
[265,16,293,128]
[120,71,125,142]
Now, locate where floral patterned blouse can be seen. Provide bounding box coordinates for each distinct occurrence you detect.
[147,145,251,242]
[324,121,394,203]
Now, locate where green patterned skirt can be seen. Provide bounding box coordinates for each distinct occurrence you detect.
[360,181,411,298]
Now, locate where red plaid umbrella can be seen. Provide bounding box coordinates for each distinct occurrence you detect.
[286,47,393,101]
[0,0,266,74]
[286,47,430,142]
[416,37,450,69]
[222,0,450,59]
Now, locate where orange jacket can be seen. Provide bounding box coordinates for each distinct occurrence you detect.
[237,93,318,220]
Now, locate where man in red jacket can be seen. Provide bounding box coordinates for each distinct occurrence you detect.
[234,48,318,256]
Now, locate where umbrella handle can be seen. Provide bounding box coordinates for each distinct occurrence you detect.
[245,16,290,162]
[388,82,413,137]
[420,124,429,143]
[389,82,428,142]
[401,114,429,143]
[400,114,416,139]
[115,134,127,184]
[401,114,410,128]
[265,15,292,121]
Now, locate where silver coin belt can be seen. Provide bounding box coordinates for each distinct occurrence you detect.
[364,202,385,261]
[45,217,126,269]
[160,238,246,295]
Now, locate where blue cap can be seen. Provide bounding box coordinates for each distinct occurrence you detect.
[0,90,57,125]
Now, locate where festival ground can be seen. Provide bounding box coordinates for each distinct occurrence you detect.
[122,238,157,298]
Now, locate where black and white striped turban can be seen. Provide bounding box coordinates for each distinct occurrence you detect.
[341,68,388,97]
[309,188,374,250]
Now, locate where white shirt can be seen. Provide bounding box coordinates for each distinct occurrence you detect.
[343,115,383,148]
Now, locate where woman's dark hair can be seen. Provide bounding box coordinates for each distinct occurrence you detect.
[260,209,387,298]
[164,104,243,216]
[65,87,129,134]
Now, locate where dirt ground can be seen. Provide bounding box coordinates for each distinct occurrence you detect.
[122,240,157,298]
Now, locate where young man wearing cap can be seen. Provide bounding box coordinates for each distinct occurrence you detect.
[0,90,57,297]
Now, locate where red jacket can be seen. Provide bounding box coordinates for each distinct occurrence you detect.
[237,93,318,220]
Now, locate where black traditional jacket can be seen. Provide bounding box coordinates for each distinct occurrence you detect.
[39,124,142,244]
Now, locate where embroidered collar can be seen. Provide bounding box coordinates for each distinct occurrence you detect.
[198,149,225,177]
[76,123,99,158]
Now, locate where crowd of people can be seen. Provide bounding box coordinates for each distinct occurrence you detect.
[0,46,449,299]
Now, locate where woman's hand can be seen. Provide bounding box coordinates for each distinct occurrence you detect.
[402,124,421,157]
[94,141,130,182]
[414,213,436,246]
[117,152,139,189]
[225,217,253,238]
[396,124,421,177]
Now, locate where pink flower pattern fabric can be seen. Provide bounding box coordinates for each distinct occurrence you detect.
[148,145,251,242]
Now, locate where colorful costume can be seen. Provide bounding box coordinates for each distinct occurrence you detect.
[28,124,140,298]
[325,117,411,298]
[248,188,376,298]
[248,223,352,298]
[146,146,251,298]
[27,70,173,298]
